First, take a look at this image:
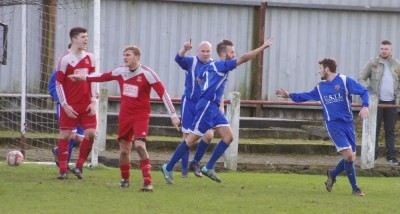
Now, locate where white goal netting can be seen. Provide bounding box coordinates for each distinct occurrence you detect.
[0,0,94,161]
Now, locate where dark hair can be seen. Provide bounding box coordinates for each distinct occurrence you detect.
[216,39,234,56]
[318,58,337,73]
[68,43,71,49]
[69,27,87,40]
[124,45,141,57]
[381,40,392,46]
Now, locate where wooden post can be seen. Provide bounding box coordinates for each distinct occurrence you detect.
[224,92,240,170]
[40,0,56,97]
[361,94,378,169]
[91,88,108,168]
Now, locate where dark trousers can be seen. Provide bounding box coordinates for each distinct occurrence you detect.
[375,100,398,160]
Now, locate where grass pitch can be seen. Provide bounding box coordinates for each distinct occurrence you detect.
[0,162,399,214]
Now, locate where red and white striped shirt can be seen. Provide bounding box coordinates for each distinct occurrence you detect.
[86,64,176,118]
[55,50,97,107]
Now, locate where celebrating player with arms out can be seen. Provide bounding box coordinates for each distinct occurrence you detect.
[162,38,273,184]
[55,27,97,180]
[69,45,180,191]
[276,58,369,196]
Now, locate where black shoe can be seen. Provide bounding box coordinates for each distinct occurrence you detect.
[201,166,221,183]
[387,158,399,166]
[324,169,336,192]
[120,180,130,189]
[71,167,83,179]
[52,147,59,167]
[352,188,365,196]
[57,172,68,180]
[190,162,203,177]
[140,184,153,192]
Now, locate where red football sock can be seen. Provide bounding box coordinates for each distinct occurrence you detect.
[140,159,152,185]
[120,163,131,180]
[76,138,93,168]
[57,139,69,173]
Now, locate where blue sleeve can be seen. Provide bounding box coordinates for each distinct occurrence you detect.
[347,77,369,107]
[214,59,237,73]
[48,69,59,103]
[175,53,192,70]
[289,87,321,102]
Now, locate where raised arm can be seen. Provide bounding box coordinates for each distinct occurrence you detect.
[237,37,273,66]
[178,38,192,57]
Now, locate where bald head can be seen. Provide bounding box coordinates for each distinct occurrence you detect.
[197,41,212,63]
[198,41,211,49]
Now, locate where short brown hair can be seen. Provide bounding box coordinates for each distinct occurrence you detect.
[318,58,337,73]
[381,40,392,46]
[69,27,87,40]
[216,39,234,56]
[124,45,141,57]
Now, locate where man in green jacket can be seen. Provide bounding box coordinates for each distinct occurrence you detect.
[359,40,400,166]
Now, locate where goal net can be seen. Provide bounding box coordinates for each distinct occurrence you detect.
[0,0,95,162]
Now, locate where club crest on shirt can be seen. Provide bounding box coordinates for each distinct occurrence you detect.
[137,76,142,82]
[335,85,340,90]
[85,59,89,64]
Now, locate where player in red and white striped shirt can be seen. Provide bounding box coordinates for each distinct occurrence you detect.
[70,45,180,191]
[55,27,98,180]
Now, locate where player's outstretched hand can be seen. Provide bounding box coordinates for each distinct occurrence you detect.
[359,107,369,120]
[63,104,78,119]
[263,37,273,49]
[68,74,86,82]
[171,116,180,131]
[276,88,289,98]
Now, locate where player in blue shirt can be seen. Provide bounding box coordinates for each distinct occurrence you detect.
[276,58,369,196]
[48,69,84,169]
[162,38,273,184]
[175,39,217,178]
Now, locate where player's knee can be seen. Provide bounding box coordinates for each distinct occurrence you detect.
[342,150,355,162]
[202,131,214,143]
[134,138,146,150]
[346,155,355,162]
[86,134,95,140]
[84,129,96,139]
[120,148,130,157]
[222,135,233,144]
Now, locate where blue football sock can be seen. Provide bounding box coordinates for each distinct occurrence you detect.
[67,138,75,164]
[344,160,358,190]
[331,159,345,178]
[166,141,190,171]
[181,150,189,171]
[192,139,211,164]
[206,140,229,170]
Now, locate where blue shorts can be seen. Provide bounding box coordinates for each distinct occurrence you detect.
[180,95,197,133]
[325,120,356,153]
[189,98,229,136]
[57,103,84,137]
